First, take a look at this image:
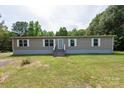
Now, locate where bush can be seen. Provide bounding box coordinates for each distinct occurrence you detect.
[21,59,31,66]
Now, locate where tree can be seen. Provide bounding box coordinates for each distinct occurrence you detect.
[56,27,68,36]
[42,30,48,36]
[68,28,87,36]
[0,15,17,52]
[87,5,124,50]
[27,21,43,36]
[56,31,60,36]
[12,21,28,36]
[34,21,43,36]
[77,29,87,36]
[27,21,35,36]
[42,30,54,36]
[68,28,77,36]
[47,31,54,36]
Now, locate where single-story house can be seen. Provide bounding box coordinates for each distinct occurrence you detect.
[12,35,114,55]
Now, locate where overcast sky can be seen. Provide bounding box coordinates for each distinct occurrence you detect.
[0,5,108,32]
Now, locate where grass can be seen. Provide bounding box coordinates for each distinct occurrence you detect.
[0,52,124,88]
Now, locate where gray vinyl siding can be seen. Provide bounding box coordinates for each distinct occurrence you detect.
[64,37,113,54]
[65,37,112,50]
[13,38,53,50]
[13,36,114,54]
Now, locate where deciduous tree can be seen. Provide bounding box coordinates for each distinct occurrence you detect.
[12,21,28,36]
[56,27,68,36]
[88,5,124,50]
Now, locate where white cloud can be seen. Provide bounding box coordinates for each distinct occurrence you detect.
[0,0,119,5]
[0,5,108,32]
[26,5,108,31]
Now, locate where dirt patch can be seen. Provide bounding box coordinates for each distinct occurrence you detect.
[0,60,11,67]
[84,83,93,88]
[0,72,9,83]
[21,60,50,68]
[96,84,102,88]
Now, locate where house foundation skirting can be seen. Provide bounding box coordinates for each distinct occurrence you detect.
[65,49,113,54]
[13,50,53,55]
[13,49,113,55]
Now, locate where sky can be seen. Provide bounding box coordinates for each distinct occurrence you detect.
[0,5,108,32]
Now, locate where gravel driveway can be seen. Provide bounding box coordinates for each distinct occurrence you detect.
[0,60,10,67]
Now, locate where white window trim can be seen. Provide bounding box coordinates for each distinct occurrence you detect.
[68,39,70,47]
[91,38,101,47]
[74,39,77,46]
[27,39,30,47]
[91,38,94,47]
[53,39,56,46]
[44,39,54,47]
[98,38,101,47]
[17,39,29,47]
[68,39,77,47]
[42,39,45,47]
[17,39,19,47]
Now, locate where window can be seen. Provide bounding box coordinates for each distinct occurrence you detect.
[45,40,49,46]
[45,39,53,47]
[19,40,23,47]
[24,40,27,47]
[50,40,53,46]
[70,39,75,46]
[94,38,98,46]
[91,38,100,47]
[17,39,29,47]
[68,39,77,47]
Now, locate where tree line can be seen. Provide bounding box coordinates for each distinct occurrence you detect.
[0,19,88,52]
[87,5,124,51]
[12,21,88,36]
[0,5,124,52]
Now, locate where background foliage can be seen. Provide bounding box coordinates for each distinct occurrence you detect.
[88,5,124,50]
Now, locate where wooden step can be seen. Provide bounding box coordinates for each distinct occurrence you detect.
[53,49,65,56]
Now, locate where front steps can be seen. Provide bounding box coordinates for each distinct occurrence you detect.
[53,49,65,56]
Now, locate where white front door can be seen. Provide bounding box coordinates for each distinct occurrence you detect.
[57,39,64,49]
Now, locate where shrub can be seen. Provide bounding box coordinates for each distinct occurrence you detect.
[21,59,31,66]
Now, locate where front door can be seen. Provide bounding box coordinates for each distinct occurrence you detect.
[57,39,64,49]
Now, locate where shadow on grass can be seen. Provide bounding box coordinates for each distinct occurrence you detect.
[113,51,124,55]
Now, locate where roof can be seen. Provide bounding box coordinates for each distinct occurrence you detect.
[12,35,115,39]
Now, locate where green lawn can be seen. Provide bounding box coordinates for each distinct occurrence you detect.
[0,52,124,88]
